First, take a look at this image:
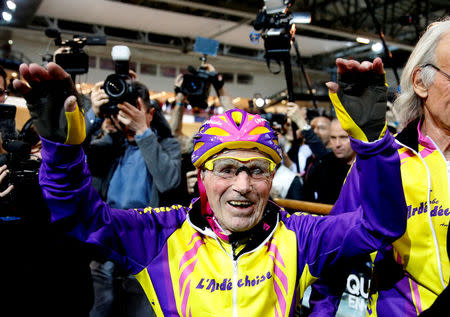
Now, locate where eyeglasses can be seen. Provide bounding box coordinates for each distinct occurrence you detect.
[0,88,9,95]
[423,64,450,81]
[204,156,276,180]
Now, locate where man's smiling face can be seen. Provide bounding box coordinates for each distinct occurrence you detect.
[201,149,274,234]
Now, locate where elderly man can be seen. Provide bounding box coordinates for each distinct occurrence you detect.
[13,60,406,316]
[309,16,450,317]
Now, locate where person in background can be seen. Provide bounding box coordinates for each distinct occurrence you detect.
[0,65,8,104]
[286,104,330,180]
[302,118,355,204]
[310,116,332,149]
[86,79,181,317]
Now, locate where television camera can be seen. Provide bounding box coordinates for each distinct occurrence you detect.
[45,28,106,79]
[0,105,41,217]
[179,37,222,109]
[253,0,297,64]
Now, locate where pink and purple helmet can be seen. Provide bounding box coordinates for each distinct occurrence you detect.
[191,109,282,168]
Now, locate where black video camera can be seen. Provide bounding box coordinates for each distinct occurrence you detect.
[2,140,40,186]
[46,28,106,76]
[179,37,221,109]
[180,65,218,109]
[101,46,138,116]
[253,1,311,64]
[0,106,40,189]
[253,1,296,62]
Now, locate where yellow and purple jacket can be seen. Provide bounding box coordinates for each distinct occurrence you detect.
[38,131,406,317]
[365,119,450,316]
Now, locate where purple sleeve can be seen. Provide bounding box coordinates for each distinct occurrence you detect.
[39,138,187,275]
[284,131,406,279]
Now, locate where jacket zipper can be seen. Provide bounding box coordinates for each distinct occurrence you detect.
[395,138,446,289]
[232,260,238,317]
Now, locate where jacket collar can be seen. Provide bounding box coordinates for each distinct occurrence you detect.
[396,117,439,153]
[396,117,421,151]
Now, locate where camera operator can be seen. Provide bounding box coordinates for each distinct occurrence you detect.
[86,78,181,317]
[0,112,94,315]
[168,63,231,206]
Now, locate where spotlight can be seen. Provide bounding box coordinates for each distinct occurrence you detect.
[6,1,16,11]
[2,11,12,22]
[371,42,383,53]
[8,39,13,45]
[255,97,265,108]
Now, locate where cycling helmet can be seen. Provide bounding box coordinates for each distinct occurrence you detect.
[192,109,282,168]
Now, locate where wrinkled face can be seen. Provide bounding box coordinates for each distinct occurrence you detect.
[311,116,331,146]
[330,120,355,163]
[420,32,450,132]
[201,149,274,234]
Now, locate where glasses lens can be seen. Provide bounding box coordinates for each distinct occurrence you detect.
[211,158,272,180]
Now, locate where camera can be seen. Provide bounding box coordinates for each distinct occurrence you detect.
[180,65,218,109]
[2,139,40,186]
[260,112,287,129]
[253,1,311,62]
[0,105,40,188]
[0,105,40,196]
[0,106,40,218]
[253,1,296,62]
[46,28,106,76]
[179,37,221,109]
[101,45,138,116]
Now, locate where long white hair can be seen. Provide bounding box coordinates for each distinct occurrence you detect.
[394,16,450,128]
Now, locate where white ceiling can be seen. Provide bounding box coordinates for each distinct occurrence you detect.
[36,0,354,57]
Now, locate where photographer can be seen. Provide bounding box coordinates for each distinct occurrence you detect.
[86,79,181,317]
[0,114,93,316]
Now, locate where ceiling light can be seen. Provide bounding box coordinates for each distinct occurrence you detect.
[11,72,17,78]
[8,40,13,45]
[371,42,383,53]
[6,1,16,11]
[2,11,12,22]
[356,37,370,44]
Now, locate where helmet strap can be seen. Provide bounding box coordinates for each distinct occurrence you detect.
[197,169,208,217]
[197,169,230,241]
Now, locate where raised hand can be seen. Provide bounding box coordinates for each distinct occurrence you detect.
[13,62,86,145]
[286,102,308,130]
[327,57,388,142]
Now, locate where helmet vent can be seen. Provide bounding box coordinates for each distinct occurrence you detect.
[231,110,243,129]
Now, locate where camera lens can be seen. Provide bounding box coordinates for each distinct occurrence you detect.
[104,77,126,98]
